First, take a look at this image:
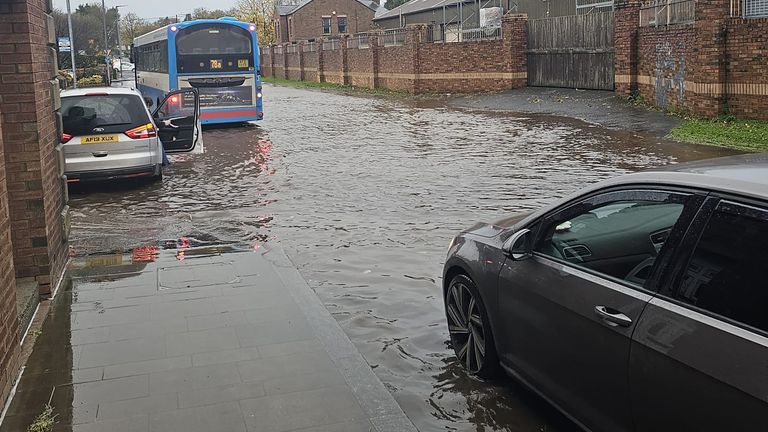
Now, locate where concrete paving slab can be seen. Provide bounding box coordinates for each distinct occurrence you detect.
[0,246,416,432]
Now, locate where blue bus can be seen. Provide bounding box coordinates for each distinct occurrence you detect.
[133,17,263,125]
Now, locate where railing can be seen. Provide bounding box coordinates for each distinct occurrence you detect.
[576,0,615,14]
[381,28,407,47]
[347,33,370,49]
[426,24,442,43]
[322,38,341,51]
[286,44,298,53]
[274,44,284,55]
[460,26,502,41]
[640,0,695,26]
[731,0,768,17]
[303,41,317,52]
[260,46,271,56]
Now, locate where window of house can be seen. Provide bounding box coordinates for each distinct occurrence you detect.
[673,201,768,333]
[322,16,331,34]
[338,16,347,33]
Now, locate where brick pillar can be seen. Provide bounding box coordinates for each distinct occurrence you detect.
[614,0,641,95]
[502,14,528,88]
[407,25,424,93]
[0,0,68,294]
[298,42,305,81]
[318,38,326,83]
[371,32,380,89]
[281,43,289,79]
[340,36,350,86]
[0,110,21,414]
[694,0,730,117]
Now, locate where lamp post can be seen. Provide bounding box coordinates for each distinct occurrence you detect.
[115,5,127,78]
[101,0,110,86]
[66,0,77,87]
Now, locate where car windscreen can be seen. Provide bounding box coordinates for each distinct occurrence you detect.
[62,94,150,136]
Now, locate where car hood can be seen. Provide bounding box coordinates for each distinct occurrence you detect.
[464,211,534,238]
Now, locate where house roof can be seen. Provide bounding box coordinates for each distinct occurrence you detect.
[373,0,469,21]
[277,0,383,16]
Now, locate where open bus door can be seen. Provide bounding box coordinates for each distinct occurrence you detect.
[153,88,204,154]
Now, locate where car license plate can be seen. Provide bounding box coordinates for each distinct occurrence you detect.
[82,134,119,144]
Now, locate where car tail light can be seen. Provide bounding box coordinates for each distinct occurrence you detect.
[61,133,72,143]
[85,92,108,96]
[125,123,157,139]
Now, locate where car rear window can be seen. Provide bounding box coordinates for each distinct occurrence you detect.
[62,94,151,137]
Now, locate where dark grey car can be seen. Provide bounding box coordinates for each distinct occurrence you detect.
[443,153,768,432]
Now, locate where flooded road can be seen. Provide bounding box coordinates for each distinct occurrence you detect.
[67,85,734,432]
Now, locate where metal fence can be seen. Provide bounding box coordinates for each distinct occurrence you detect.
[286,44,298,53]
[274,45,284,54]
[460,26,502,41]
[639,0,695,26]
[347,33,370,49]
[303,41,317,52]
[322,38,341,51]
[260,46,270,56]
[731,0,768,17]
[381,28,407,47]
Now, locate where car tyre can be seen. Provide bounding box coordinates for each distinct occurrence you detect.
[445,274,499,378]
[152,166,163,182]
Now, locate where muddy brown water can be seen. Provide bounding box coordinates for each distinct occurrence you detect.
[66,85,734,432]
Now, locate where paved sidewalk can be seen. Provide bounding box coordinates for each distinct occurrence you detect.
[0,245,416,432]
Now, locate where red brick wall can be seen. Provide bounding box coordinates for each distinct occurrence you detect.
[285,0,376,42]
[637,24,695,112]
[0,0,67,294]
[286,48,302,81]
[273,48,286,78]
[303,49,319,82]
[0,113,20,416]
[321,44,345,85]
[418,40,509,93]
[724,17,768,120]
[614,0,641,95]
[261,46,273,77]
[346,43,374,88]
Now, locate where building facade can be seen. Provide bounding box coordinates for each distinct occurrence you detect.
[0,0,69,409]
[275,0,383,43]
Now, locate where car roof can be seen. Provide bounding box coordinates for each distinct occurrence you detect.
[598,153,768,201]
[61,87,141,97]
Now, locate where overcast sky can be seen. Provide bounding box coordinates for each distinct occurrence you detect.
[54,0,240,21]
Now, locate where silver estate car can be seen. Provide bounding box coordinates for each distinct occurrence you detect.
[60,87,202,183]
[443,153,768,432]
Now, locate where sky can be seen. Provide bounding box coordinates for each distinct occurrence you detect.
[53,0,240,21]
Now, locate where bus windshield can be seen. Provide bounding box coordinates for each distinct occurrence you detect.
[176,24,252,55]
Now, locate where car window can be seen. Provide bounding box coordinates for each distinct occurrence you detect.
[674,201,768,334]
[535,191,689,286]
[62,95,150,136]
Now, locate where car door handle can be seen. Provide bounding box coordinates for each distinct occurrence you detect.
[594,306,633,327]
[92,151,108,158]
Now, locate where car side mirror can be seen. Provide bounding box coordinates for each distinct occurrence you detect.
[144,97,153,108]
[503,228,532,261]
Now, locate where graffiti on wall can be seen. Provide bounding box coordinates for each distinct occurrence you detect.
[655,41,686,108]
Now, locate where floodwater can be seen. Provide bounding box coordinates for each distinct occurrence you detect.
[66,85,734,432]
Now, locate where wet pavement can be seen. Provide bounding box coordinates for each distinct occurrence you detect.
[453,87,681,136]
[1,246,416,432]
[55,84,735,432]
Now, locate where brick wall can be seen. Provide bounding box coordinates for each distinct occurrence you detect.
[637,24,695,111]
[616,0,768,119]
[0,112,20,417]
[285,47,302,81]
[0,0,67,294]
[321,43,346,85]
[724,17,768,120]
[261,46,273,77]
[273,49,286,78]
[377,29,419,92]
[303,49,320,82]
[346,43,375,88]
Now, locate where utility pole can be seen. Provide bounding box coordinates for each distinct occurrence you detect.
[102,0,111,86]
[66,0,77,87]
[115,5,127,78]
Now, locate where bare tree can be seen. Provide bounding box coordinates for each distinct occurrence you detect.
[236,0,277,44]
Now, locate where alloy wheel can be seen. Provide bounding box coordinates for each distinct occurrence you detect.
[446,280,486,374]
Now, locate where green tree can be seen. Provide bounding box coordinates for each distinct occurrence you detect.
[192,7,238,19]
[384,0,409,11]
[235,0,277,44]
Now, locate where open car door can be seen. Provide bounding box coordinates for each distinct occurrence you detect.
[153,88,203,154]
